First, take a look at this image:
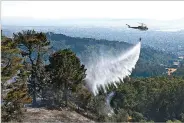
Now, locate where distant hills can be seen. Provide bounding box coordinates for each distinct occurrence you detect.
[46,32,176,77]
[2,28,178,77]
[2,26,184,56]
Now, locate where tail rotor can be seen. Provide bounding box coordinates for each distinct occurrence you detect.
[126,24,130,28]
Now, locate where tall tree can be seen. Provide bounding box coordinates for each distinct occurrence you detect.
[46,49,86,107]
[13,30,50,106]
[1,35,31,122]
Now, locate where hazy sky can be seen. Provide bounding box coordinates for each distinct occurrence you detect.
[2,1,184,20]
[2,1,184,30]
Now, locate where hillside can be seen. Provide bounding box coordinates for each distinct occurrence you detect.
[46,32,176,77]
[2,30,184,122]
[23,107,94,122]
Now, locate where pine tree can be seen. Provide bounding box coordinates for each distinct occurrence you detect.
[13,30,50,106]
[46,49,86,107]
[1,35,31,122]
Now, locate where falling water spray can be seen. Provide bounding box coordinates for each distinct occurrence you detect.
[106,91,115,116]
[85,41,141,95]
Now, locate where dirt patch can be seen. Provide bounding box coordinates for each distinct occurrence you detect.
[23,107,95,122]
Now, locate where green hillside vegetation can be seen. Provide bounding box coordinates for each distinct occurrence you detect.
[1,30,183,122]
[102,77,184,122]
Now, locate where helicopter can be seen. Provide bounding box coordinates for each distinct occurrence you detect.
[126,23,148,31]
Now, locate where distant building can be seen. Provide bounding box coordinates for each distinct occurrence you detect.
[160,64,167,67]
[178,56,184,61]
[178,56,184,59]
[173,61,180,67]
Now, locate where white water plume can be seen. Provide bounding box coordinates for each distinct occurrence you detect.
[85,42,141,95]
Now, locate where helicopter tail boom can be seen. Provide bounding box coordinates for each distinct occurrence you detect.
[126,24,130,28]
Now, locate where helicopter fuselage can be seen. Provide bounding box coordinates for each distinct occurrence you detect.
[129,26,148,31]
[126,24,148,31]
